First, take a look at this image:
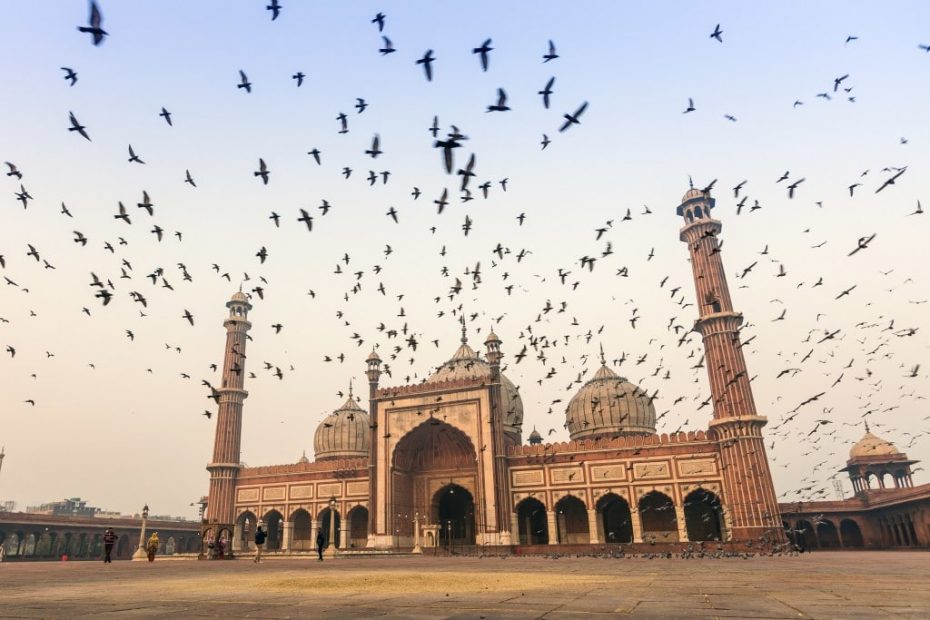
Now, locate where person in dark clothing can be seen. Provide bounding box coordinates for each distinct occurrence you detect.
[103,529,118,563]
[316,530,325,561]
[254,526,267,563]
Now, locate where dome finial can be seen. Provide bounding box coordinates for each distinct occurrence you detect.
[348,378,354,398]
[688,174,694,189]
[599,343,606,366]
[460,313,468,344]
[864,418,870,433]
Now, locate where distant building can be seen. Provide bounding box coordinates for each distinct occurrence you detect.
[26,497,99,517]
[779,425,929,549]
[0,501,15,513]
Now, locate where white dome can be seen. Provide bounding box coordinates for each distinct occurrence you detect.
[565,364,656,439]
[313,393,370,461]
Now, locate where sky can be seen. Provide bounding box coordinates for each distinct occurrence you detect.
[1,1,928,519]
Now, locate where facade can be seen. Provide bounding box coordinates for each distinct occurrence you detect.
[202,187,788,555]
[779,425,930,549]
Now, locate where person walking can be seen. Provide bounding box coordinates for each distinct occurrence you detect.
[146,532,159,562]
[316,529,325,561]
[253,526,266,563]
[103,528,118,563]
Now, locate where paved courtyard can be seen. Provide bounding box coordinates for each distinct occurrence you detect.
[0,552,927,619]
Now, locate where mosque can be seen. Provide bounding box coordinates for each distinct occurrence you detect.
[201,187,914,556]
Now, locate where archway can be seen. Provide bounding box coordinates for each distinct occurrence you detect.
[639,491,678,542]
[290,509,312,551]
[516,497,548,545]
[23,532,37,556]
[840,519,863,547]
[392,419,479,542]
[116,533,128,558]
[683,489,724,541]
[348,506,369,548]
[234,510,257,552]
[165,537,176,555]
[816,520,840,548]
[597,494,633,544]
[555,495,589,544]
[434,484,475,547]
[263,510,284,551]
[318,507,341,549]
[795,520,816,549]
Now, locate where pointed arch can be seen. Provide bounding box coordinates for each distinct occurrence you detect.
[683,488,724,541]
[596,493,633,544]
[515,497,548,545]
[638,491,677,542]
[555,495,589,544]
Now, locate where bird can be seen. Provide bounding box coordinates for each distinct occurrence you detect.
[307,148,321,165]
[487,88,510,112]
[683,98,695,114]
[159,107,173,126]
[5,345,14,358]
[68,111,91,141]
[266,0,281,20]
[372,12,385,32]
[292,71,305,86]
[845,35,858,45]
[386,207,398,223]
[541,134,551,150]
[920,43,930,53]
[182,309,195,326]
[559,102,588,132]
[127,144,145,164]
[847,234,876,256]
[434,188,449,214]
[355,98,367,113]
[113,202,131,225]
[833,74,849,92]
[184,169,197,187]
[237,70,252,93]
[733,180,746,197]
[272,323,283,334]
[908,201,923,216]
[473,38,493,71]
[538,76,555,109]
[61,67,78,86]
[457,153,476,191]
[4,162,22,179]
[365,134,382,158]
[337,113,348,134]
[875,168,906,193]
[710,24,723,42]
[269,212,280,227]
[416,50,435,81]
[256,246,268,263]
[542,39,558,62]
[378,36,395,55]
[297,209,313,231]
[254,158,270,184]
[77,1,107,46]
[787,178,805,199]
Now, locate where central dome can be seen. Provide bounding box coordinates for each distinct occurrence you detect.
[428,337,524,439]
[849,430,900,459]
[565,362,656,440]
[313,388,370,461]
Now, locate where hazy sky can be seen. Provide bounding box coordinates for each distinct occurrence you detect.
[1,1,928,518]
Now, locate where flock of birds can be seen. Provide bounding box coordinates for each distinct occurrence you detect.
[1,2,928,515]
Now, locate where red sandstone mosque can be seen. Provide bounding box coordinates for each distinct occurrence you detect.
[200,188,929,555]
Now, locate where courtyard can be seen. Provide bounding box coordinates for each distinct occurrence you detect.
[0,552,927,618]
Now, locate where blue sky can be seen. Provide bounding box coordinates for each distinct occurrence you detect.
[1,1,928,517]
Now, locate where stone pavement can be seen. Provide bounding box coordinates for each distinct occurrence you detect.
[0,551,928,619]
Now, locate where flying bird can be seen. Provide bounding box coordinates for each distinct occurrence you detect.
[254,158,270,184]
[486,88,510,112]
[416,50,435,81]
[378,36,395,55]
[297,209,313,231]
[184,169,197,187]
[683,98,695,114]
[237,70,252,93]
[77,1,108,46]
[127,144,145,164]
[159,107,172,125]
[875,167,906,193]
[68,111,91,141]
[266,0,281,20]
[847,234,876,256]
[559,101,588,132]
[710,24,723,42]
[365,134,382,158]
[292,71,305,86]
[538,76,555,109]
[542,39,558,62]
[473,38,493,71]
[372,12,385,32]
[61,67,78,86]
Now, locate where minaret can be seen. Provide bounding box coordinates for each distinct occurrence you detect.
[365,348,382,547]
[204,290,252,552]
[677,186,784,543]
[484,328,512,545]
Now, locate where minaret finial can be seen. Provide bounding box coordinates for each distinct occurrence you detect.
[599,343,606,366]
[348,378,354,398]
[460,313,467,344]
[864,418,870,433]
[688,175,694,189]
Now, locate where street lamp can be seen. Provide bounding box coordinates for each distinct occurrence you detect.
[131,504,149,561]
[325,497,337,558]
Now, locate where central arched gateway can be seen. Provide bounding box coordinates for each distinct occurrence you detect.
[390,419,479,547]
[434,484,476,546]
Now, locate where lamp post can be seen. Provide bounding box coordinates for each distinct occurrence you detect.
[131,504,149,561]
[412,512,422,554]
[325,497,337,558]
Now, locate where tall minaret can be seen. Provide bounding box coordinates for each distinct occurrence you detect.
[677,186,784,543]
[204,291,252,548]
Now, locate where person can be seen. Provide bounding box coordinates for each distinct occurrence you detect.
[216,536,225,559]
[103,528,118,563]
[316,529,325,561]
[146,532,159,562]
[253,526,266,563]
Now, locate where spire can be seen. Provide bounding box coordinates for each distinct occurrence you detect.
[598,343,606,366]
[688,175,694,189]
[460,313,467,344]
[864,418,870,433]
[348,378,354,399]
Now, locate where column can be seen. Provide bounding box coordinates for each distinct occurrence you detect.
[281,521,292,552]
[546,510,558,545]
[631,507,643,543]
[675,504,689,543]
[310,519,318,548]
[339,526,348,549]
[587,509,600,544]
[510,513,520,545]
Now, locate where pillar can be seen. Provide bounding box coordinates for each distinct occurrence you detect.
[587,509,600,544]
[510,513,520,545]
[310,519,318,547]
[546,510,558,545]
[675,504,689,543]
[339,525,348,549]
[631,507,643,543]
[282,521,292,552]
